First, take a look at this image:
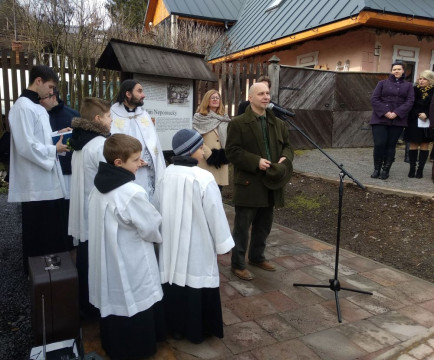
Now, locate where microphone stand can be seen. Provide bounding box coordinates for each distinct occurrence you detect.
[280,111,373,323]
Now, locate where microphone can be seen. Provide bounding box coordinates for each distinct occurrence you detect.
[267,103,295,117]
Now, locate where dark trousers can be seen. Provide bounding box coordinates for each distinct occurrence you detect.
[76,241,99,318]
[231,205,274,270]
[372,125,403,160]
[21,199,69,273]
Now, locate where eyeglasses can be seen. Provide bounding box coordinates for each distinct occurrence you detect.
[210,96,220,100]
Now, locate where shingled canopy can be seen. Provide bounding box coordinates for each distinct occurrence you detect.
[96,38,217,82]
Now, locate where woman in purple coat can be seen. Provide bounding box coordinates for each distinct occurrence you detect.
[370,61,415,180]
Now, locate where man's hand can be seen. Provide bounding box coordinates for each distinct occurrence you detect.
[259,158,271,171]
[139,159,148,167]
[56,136,69,153]
[278,157,286,164]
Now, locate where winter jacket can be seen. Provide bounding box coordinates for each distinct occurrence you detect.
[226,105,293,208]
[370,74,414,127]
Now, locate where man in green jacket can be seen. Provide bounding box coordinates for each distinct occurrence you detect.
[226,82,294,281]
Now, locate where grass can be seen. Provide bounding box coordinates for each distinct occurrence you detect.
[283,194,326,215]
[0,162,8,194]
[0,179,8,194]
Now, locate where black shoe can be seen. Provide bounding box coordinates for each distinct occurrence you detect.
[371,169,381,178]
[380,158,394,180]
[371,158,383,179]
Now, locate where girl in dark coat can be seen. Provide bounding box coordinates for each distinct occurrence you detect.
[403,70,434,178]
[370,61,414,180]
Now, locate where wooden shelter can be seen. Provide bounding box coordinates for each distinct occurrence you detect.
[96,39,217,151]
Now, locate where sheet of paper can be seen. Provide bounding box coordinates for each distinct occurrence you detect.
[418,118,430,128]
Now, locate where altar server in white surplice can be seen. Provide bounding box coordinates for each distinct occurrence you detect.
[8,65,70,273]
[154,129,234,344]
[88,134,165,359]
[110,79,165,201]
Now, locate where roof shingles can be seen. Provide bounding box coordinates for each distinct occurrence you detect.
[208,0,434,60]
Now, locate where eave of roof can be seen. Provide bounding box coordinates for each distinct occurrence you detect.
[209,10,434,63]
[96,39,217,82]
[145,0,244,31]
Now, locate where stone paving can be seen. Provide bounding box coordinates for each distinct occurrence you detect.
[82,146,434,359]
[81,204,434,360]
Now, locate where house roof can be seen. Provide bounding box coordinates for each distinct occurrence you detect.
[144,0,245,30]
[208,0,434,62]
[96,39,217,82]
[163,0,244,22]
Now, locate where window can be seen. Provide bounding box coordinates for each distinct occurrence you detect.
[296,51,319,68]
[392,45,419,84]
[267,0,286,11]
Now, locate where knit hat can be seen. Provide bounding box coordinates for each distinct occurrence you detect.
[172,129,204,156]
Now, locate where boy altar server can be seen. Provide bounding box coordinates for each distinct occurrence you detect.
[68,97,111,318]
[88,134,165,359]
[155,129,234,344]
[8,65,70,272]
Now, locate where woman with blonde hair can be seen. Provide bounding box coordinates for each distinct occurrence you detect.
[193,90,231,189]
[403,70,434,178]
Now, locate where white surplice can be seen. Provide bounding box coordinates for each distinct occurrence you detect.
[68,136,106,242]
[88,182,163,318]
[110,103,166,199]
[8,97,65,202]
[154,164,234,289]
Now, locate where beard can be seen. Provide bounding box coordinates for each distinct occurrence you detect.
[126,94,144,108]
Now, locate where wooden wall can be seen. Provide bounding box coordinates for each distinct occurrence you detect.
[278,66,388,149]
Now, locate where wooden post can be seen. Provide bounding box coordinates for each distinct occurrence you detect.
[268,55,280,103]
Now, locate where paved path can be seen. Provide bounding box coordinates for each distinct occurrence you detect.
[292,145,434,199]
[83,205,434,359]
[11,145,431,359]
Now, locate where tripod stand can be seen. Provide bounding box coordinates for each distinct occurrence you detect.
[280,113,373,323]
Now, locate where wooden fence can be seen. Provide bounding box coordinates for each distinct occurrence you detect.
[0,49,270,136]
[197,62,268,117]
[0,50,121,135]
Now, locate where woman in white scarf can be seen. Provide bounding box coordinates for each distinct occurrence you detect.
[192,90,231,189]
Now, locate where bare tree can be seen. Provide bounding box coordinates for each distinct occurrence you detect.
[143,19,225,59]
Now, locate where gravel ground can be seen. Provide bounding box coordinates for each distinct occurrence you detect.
[0,196,31,360]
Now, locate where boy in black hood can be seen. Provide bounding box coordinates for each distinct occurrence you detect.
[68,97,111,319]
[89,134,166,359]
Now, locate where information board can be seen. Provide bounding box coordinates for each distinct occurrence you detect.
[135,75,194,151]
